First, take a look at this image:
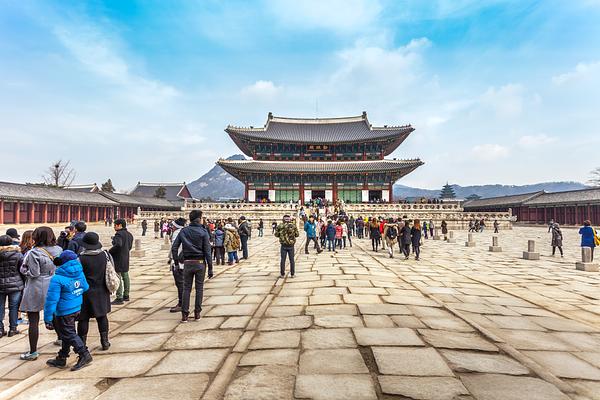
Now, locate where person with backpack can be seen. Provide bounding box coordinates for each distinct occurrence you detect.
[275,215,299,278]
[20,227,62,361]
[383,218,399,258]
[224,224,240,265]
[44,250,91,371]
[171,210,213,322]
[303,215,323,255]
[238,216,250,260]
[400,220,412,259]
[109,219,134,305]
[77,232,112,351]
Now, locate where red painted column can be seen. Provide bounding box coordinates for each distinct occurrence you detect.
[389,183,393,203]
[77,206,81,221]
[86,206,91,222]
[94,207,98,222]
[15,202,20,224]
[67,205,72,222]
[29,202,35,224]
[56,204,61,223]
[244,183,249,201]
[0,200,3,225]
[43,203,48,223]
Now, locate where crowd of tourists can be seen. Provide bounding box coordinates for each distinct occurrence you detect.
[0,220,132,371]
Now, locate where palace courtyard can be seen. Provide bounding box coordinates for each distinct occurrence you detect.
[0,225,599,400]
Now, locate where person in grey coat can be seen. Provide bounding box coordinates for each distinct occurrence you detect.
[20,227,61,361]
[551,223,564,257]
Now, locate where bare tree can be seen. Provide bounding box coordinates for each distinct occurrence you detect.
[589,167,600,187]
[43,160,76,188]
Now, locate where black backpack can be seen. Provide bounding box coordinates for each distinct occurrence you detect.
[386,226,398,240]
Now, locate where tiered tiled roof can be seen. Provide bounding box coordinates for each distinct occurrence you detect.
[129,182,191,201]
[226,112,414,156]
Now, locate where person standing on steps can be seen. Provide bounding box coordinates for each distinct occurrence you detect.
[44,250,92,371]
[238,216,250,260]
[168,218,187,313]
[77,232,112,351]
[141,219,148,237]
[275,215,299,278]
[109,219,133,305]
[171,210,213,323]
[304,215,322,255]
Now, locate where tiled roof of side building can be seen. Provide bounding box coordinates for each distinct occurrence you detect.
[0,181,117,205]
[524,187,600,206]
[129,182,191,201]
[225,112,414,156]
[217,159,423,174]
[463,191,545,209]
[65,183,100,193]
[99,192,182,209]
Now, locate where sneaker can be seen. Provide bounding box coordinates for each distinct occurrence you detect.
[112,299,124,305]
[71,352,93,371]
[20,351,39,361]
[170,305,182,313]
[181,312,189,323]
[194,310,201,320]
[8,329,18,337]
[123,296,130,302]
[46,356,67,369]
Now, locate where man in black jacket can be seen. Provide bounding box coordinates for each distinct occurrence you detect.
[238,216,250,260]
[109,219,134,305]
[67,221,86,254]
[171,210,213,322]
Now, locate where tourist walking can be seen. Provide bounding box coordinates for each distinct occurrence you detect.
[77,232,112,350]
[383,218,398,258]
[400,220,411,259]
[44,250,92,371]
[493,220,499,233]
[238,216,250,260]
[224,224,240,265]
[423,220,428,239]
[171,210,213,322]
[169,218,186,313]
[275,215,299,277]
[579,220,596,261]
[109,219,133,305]
[154,220,160,239]
[335,221,343,249]
[20,227,61,361]
[550,223,564,257]
[411,219,422,261]
[304,215,322,254]
[0,235,24,337]
[479,219,486,233]
[258,218,264,237]
[67,221,87,254]
[141,219,148,236]
[272,221,277,235]
[369,218,381,252]
[441,220,448,241]
[325,220,336,251]
[428,220,435,238]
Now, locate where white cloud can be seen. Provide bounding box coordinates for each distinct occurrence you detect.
[471,144,510,161]
[265,0,382,33]
[53,24,179,106]
[552,61,600,85]
[480,84,524,118]
[518,134,557,147]
[240,80,282,99]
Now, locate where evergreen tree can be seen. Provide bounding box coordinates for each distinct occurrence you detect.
[154,186,167,198]
[439,183,456,199]
[465,193,481,201]
[101,179,115,192]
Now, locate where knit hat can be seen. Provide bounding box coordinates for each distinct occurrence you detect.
[5,228,19,240]
[54,250,78,266]
[0,235,13,246]
[82,232,102,250]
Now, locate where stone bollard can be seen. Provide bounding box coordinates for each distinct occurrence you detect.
[161,235,171,251]
[576,247,599,272]
[522,240,540,260]
[131,239,146,257]
[465,233,476,247]
[489,235,502,252]
[447,231,456,243]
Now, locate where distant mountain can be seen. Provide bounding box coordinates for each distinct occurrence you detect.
[187,154,245,200]
[188,155,588,201]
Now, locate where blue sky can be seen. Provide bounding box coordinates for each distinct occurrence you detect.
[1,0,599,191]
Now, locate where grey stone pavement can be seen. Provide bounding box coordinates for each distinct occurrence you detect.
[0,225,599,399]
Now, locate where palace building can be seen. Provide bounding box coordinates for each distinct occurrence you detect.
[217,112,423,203]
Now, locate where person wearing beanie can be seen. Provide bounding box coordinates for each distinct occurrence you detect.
[171,210,213,322]
[168,218,187,313]
[78,232,112,350]
[6,229,20,246]
[44,250,92,371]
[109,219,133,305]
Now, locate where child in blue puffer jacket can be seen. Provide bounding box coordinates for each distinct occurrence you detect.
[43,250,92,371]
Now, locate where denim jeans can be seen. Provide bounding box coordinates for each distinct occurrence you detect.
[280,246,295,276]
[172,267,184,305]
[304,237,321,253]
[240,235,249,259]
[54,311,87,358]
[182,262,206,314]
[0,291,21,331]
[116,271,130,300]
[228,251,239,263]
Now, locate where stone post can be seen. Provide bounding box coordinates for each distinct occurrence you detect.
[465,233,476,247]
[489,235,502,252]
[161,234,171,250]
[131,239,146,257]
[522,240,540,260]
[447,231,456,243]
[576,247,599,272]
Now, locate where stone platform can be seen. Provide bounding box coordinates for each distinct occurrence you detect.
[0,226,598,399]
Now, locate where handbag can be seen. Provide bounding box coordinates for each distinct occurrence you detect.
[104,251,121,294]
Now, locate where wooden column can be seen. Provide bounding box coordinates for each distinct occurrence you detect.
[15,202,20,224]
[389,183,393,203]
[56,204,61,223]
[67,205,72,222]
[0,200,3,225]
[94,207,99,222]
[29,202,35,224]
[77,206,81,221]
[86,206,91,222]
[43,203,48,223]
